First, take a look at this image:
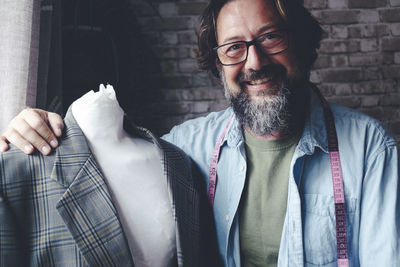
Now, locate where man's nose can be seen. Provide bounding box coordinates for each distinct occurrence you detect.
[244,45,270,71]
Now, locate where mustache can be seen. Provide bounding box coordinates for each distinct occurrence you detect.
[237,64,287,83]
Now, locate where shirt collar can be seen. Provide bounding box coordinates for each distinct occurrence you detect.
[226,108,243,148]
[297,88,329,155]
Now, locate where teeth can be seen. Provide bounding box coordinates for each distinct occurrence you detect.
[248,77,271,85]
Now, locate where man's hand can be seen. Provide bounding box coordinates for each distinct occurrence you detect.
[0,108,64,155]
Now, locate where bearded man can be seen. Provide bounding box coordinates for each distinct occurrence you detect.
[1,0,399,266]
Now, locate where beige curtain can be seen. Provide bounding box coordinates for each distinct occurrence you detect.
[0,0,41,132]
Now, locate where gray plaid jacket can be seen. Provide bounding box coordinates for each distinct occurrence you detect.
[0,110,219,267]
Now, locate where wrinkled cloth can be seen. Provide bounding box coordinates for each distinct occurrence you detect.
[72,85,176,267]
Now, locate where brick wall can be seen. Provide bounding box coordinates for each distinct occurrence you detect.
[128,0,400,144]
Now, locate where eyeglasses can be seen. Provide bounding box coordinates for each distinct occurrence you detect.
[214,29,289,66]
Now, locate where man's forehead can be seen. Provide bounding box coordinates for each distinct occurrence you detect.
[216,0,284,42]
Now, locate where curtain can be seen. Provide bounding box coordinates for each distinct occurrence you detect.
[0,0,62,133]
[0,0,41,132]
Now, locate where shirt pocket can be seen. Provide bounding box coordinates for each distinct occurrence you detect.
[302,194,357,266]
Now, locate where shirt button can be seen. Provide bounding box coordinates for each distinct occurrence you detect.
[225,215,229,221]
[240,165,245,171]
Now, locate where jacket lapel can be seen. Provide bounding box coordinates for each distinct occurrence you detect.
[51,110,134,267]
[159,139,201,267]
[127,121,201,267]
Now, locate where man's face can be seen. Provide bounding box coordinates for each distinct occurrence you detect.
[216,0,303,136]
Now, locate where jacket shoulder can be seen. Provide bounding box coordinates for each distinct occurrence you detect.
[0,146,54,189]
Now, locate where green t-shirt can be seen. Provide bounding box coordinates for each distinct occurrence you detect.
[239,130,299,267]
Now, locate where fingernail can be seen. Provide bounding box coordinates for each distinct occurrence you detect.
[50,139,58,148]
[24,144,33,153]
[42,146,50,154]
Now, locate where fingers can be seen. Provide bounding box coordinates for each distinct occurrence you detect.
[47,112,64,137]
[2,127,35,154]
[19,109,59,153]
[0,108,64,155]
[0,136,9,152]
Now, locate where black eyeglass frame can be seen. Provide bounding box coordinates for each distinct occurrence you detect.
[213,29,290,66]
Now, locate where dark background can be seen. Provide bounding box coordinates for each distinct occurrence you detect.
[55,0,399,143]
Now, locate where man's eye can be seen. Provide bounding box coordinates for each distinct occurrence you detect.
[263,33,280,41]
[227,43,245,52]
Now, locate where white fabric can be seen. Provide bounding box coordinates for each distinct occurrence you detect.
[0,0,40,132]
[72,84,176,267]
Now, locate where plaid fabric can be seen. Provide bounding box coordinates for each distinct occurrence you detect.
[0,110,216,267]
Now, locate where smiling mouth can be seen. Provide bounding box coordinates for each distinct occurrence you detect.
[246,77,272,85]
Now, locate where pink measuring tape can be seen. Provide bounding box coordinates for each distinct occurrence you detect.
[208,87,349,267]
[207,114,234,206]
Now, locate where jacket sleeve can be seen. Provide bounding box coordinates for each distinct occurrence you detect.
[359,144,400,266]
[0,151,30,266]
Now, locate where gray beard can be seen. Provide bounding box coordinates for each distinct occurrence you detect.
[221,71,292,137]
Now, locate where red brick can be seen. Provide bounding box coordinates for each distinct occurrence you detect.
[320,40,360,54]
[331,25,349,39]
[349,53,392,66]
[363,68,383,80]
[310,70,322,83]
[304,0,327,9]
[391,23,400,36]
[382,38,400,51]
[361,95,380,107]
[328,0,347,8]
[331,55,349,67]
[360,39,378,52]
[314,10,359,24]
[390,0,400,6]
[380,9,400,22]
[319,83,352,95]
[395,52,400,64]
[184,87,225,101]
[348,24,390,38]
[193,72,212,87]
[312,55,331,69]
[352,81,394,94]
[383,66,400,79]
[320,68,362,82]
[210,100,230,112]
[178,59,198,73]
[348,0,387,8]
[381,94,400,105]
[358,10,380,23]
[178,31,197,44]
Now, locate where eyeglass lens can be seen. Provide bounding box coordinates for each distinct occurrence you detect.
[216,30,288,65]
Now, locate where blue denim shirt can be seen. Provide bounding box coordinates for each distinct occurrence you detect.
[162,90,399,267]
